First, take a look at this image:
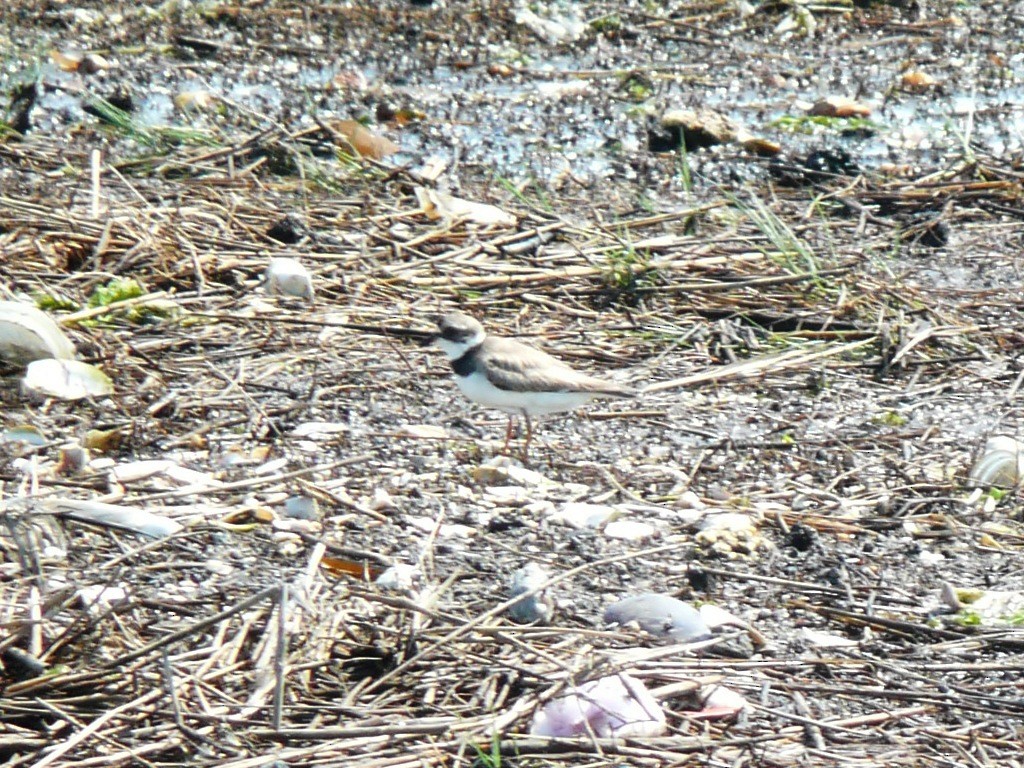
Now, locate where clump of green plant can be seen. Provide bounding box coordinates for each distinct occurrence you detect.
[987,488,1008,503]
[601,246,656,306]
[35,293,80,312]
[728,192,821,279]
[591,14,622,34]
[496,175,552,213]
[89,277,145,308]
[771,114,884,135]
[85,277,172,324]
[874,411,908,427]
[953,610,982,627]
[470,733,504,768]
[626,80,653,102]
[620,71,654,102]
[85,94,218,149]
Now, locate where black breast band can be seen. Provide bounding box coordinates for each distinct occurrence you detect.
[451,346,480,377]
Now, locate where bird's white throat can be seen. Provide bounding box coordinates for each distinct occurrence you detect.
[435,328,486,360]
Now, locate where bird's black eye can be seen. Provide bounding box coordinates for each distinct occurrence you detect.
[440,326,466,342]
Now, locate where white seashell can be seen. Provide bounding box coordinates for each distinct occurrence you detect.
[110,459,175,483]
[22,359,112,400]
[271,518,321,534]
[376,564,419,591]
[370,488,396,511]
[699,684,749,717]
[968,436,1024,488]
[548,502,619,529]
[603,520,657,541]
[396,423,447,439]
[484,485,531,507]
[77,585,128,616]
[0,302,76,366]
[798,628,860,648]
[530,673,666,738]
[264,257,314,301]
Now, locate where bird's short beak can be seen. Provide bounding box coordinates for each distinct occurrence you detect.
[421,332,439,348]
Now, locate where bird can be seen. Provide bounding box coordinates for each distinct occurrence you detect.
[431,311,636,456]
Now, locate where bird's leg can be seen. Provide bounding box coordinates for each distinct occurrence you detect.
[520,412,534,464]
[502,415,516,455]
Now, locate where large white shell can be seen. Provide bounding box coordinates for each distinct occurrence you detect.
[23,359,113,400]
[0,302,76,366]
[968,436,1024,488]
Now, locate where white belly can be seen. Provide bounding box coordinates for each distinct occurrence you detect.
[455,371,595,416]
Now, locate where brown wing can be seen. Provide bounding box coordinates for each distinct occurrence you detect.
[479,337,636,397]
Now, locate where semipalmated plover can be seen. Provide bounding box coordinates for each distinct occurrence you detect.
[431,311,636,453]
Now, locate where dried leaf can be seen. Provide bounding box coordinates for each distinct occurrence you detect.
[321,555,384,580]
[739,135,781,156]
[809,96,872,118]
[414,187,516,227]
[174,90,218,111]
[83,427,125,452]
[49,49,84,72]
[333,120,398,159]
[901,71,937,90]
[220,506,275,524]
[391,107,426,126]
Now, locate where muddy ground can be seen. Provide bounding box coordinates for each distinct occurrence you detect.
[1,1,1024,767]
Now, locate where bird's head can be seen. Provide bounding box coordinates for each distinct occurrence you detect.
[432,311,486,359]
